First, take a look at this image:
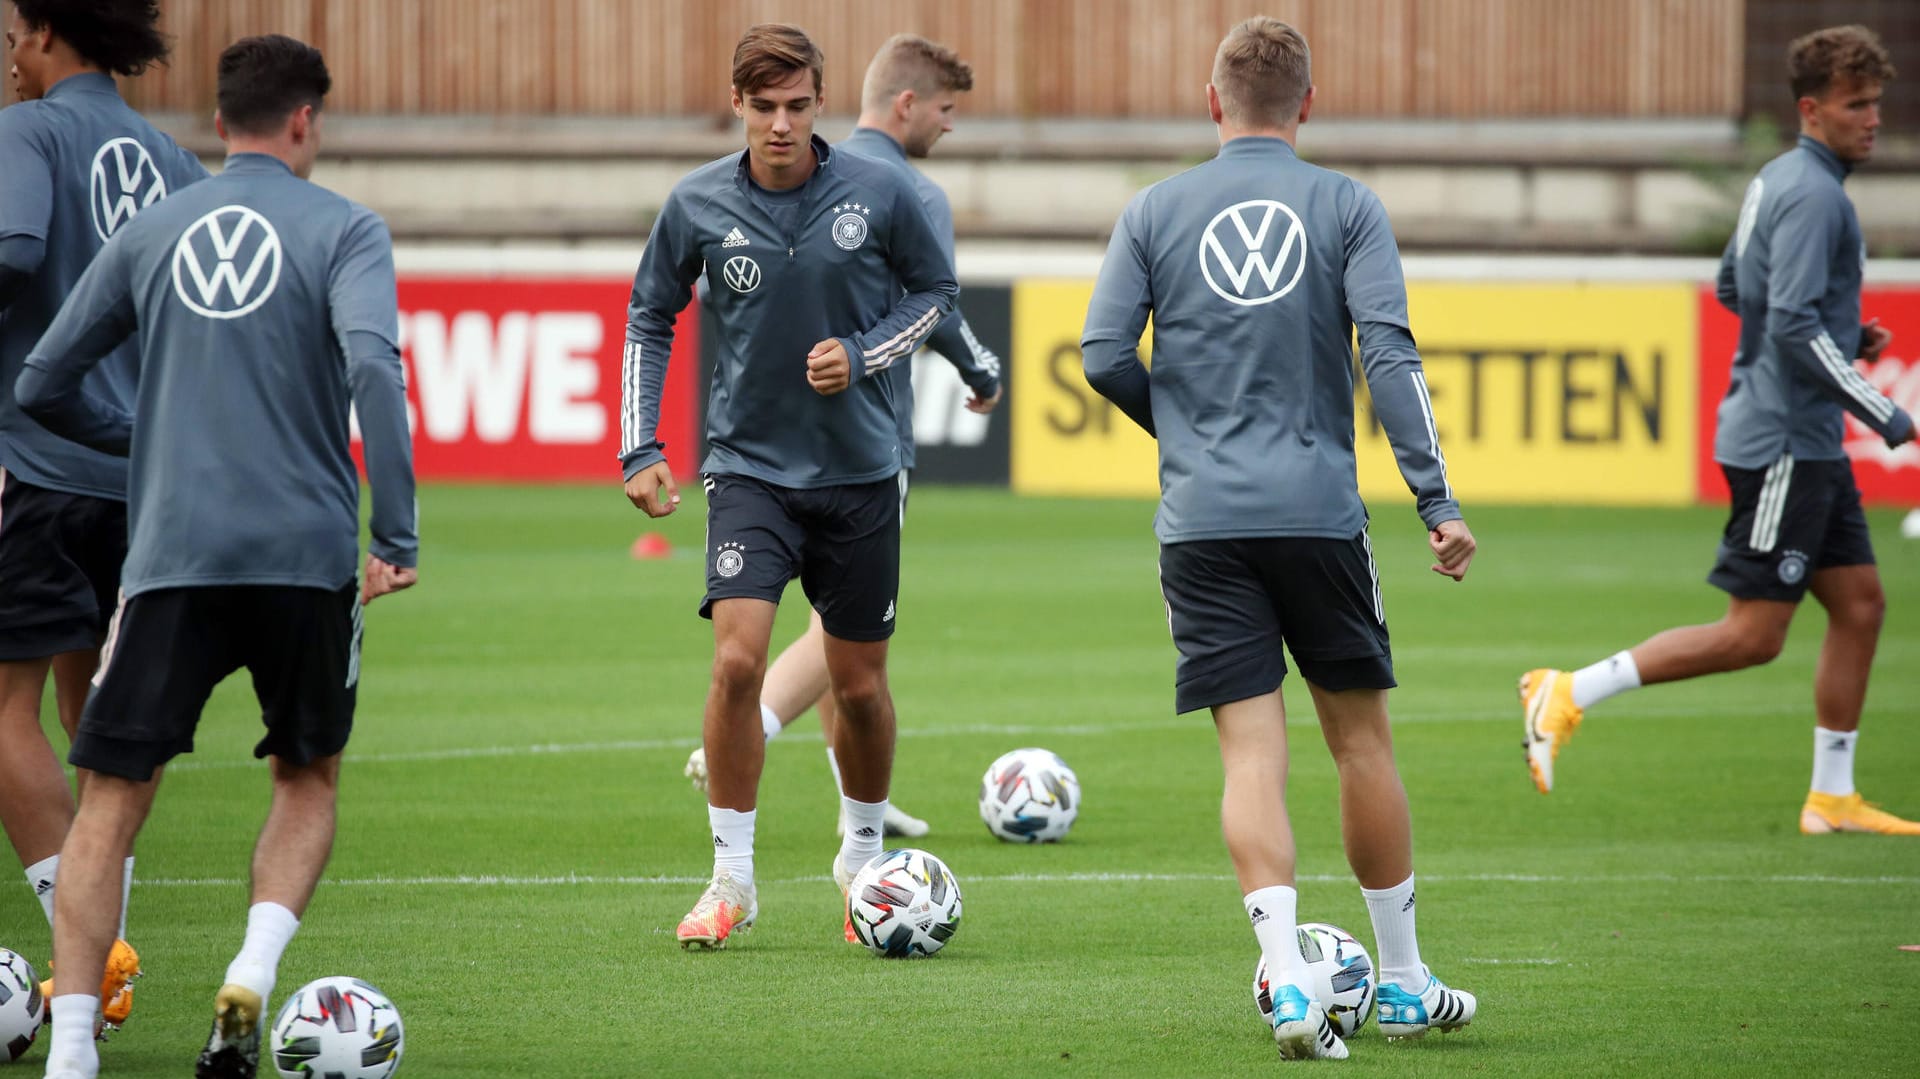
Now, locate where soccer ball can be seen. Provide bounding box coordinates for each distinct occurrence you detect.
[1253,922,1376,1038]
[978,747,1081,842]
[0,949,45,1064]
[269,976,404,1078]
[847,848,963,958]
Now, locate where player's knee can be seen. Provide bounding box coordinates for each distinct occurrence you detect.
[710,643,767,697]
[1835,588,1887,635]
[831,672,888,721]
[1730,629,1787,669]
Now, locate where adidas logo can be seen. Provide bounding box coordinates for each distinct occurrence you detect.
[34,879,54,896]
[1249,906,1269,925]
[712,834,728,847]
[1402,890,1416,913]
[881,600,895,622]
[722,227,750,248]
[855,827,879,838]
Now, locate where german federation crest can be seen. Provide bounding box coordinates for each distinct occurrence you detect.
[171,205,283,320]
[1199,198,1308,306]
[90,137,168,241]
[831,202,870,251]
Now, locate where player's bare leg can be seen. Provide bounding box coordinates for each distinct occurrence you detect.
[1523,597,1795,792]
[45,769,157,1079]
[1799,565,1915,833]
[824,632,897,938]
[1309,682,1474,1040]
[0,656,72,882]
[677,598,776,950]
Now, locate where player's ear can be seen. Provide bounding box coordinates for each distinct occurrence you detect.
[289,103,313,144]
[895,88,914,119]
[1205,83,1223,125]
[730,86,744,118]
[1298,85,1316,126]
[213,109,229,142]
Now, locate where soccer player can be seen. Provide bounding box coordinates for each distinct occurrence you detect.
[682,32,1004,841]
[1081,17,1478,1060]
[0,0,207,1034]
[15,34,417,1079]
[621,23,956,951]
[1518,25,1918,835]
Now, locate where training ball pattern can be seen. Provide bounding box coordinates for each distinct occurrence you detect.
[847,848,964,958]
[0,949,45,1064]
[270,976,404,1079]
[979,747,1081,842]
[1253,922,1377,1038]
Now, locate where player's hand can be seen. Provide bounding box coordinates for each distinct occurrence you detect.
[807,339,851,395]
[1860,318,1893,362]
[625,461,681,517]
[361,555,418,605]
[1429,518,1476,582]
[966,385,1003,414]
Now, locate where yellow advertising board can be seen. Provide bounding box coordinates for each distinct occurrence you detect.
[1012,281,1698,506]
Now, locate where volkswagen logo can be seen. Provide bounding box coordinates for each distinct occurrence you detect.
[170,205,283,319]
[90,137,167,241]
[1198,199,1308,306]
[723,255,761,294]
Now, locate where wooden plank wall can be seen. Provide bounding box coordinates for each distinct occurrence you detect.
[4,0,1746,118]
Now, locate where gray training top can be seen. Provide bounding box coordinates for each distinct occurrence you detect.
[1082,137,1459,544]
[620,135,959,487]
[840,126,1003,469]
[1713,134,1913,467]
[15,154,417,598]
[0,72,208,499]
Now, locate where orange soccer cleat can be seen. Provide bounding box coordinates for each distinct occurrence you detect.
[1800,791,1920,835]
[676,871,757,950]
[1519,668,1584,794]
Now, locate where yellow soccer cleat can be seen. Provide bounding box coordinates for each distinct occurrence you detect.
[195,983,262,1078]
[1519,668,1584,794]
[676,871,757,950]
[1800,791,1920,835]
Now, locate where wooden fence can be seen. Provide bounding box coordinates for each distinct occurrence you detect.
[3,0,1747,118]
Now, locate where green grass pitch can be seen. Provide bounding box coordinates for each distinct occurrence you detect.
[4,486,1917,1077]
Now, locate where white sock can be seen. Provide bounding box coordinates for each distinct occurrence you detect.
[759,702,783,741]
[825,746,846,798]
[839,797,886,870]
[26,853,57,926]
[223,901,300,1003]
[1360,874,1425,990]
[119,856,134,939]
[1570,650,1640,709]
[1810,728,1858,797]
[1244,885,1312,996]
[709,806,756,888]
[47,994,101,1077]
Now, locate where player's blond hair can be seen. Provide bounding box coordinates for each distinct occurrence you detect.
[732,23,823,97]
[860,33,974,113]
[1211,17,1311,129]
[1788,24,1896,100]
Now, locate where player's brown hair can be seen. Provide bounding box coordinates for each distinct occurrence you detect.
[1211,17,1311,129]
[731,23,824,97]
[860,33,974,112]
[1788,24,1896,100]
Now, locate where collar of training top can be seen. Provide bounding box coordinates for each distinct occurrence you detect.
[1217,135,1301,161]
[732,133,834,187]
[842,126,906,162]
[41,71,120,99]
[221,152,296,176]
[1796,133,1852,179]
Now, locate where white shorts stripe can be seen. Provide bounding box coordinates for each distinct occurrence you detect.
[1748,454,1793,552]
[345,585,365,688]
[92,589,128,689]
[1360,528,1385,625]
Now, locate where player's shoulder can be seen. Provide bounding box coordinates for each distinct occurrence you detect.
[665,153,744,221]
[832,144,918,199]
[0,98,57,147]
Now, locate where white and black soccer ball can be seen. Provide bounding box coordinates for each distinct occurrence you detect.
[978,747,1081,842]
[269,976,404,1079]
[0,948,45,1064]
[1253,922,1376,1038]
[847,848,963,958]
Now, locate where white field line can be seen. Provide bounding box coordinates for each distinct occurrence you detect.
[1461,958,1562,965]
[130,871,1920,889]
[158,701,1815,773]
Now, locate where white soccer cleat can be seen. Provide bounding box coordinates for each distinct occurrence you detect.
[1267,983,1348,1060]
[1376,967,1476,1040]
[684,746,708,793]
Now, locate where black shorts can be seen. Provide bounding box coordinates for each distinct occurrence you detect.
[0,471,126,661]
[701,472,902,642]
[69,583,362,781]
[1708,458,1874,602]
[1158,533,1395,714]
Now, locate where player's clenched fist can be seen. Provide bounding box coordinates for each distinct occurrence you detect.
[1429,518,1476,581]
[806,339,851,395]
[626,461,681,517]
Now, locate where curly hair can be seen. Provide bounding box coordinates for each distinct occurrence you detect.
[13,0,169,77]
[1788,24,1897,100]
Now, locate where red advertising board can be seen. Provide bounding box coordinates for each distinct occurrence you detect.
[354,277,700,481]
[1697,286,1920,504]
